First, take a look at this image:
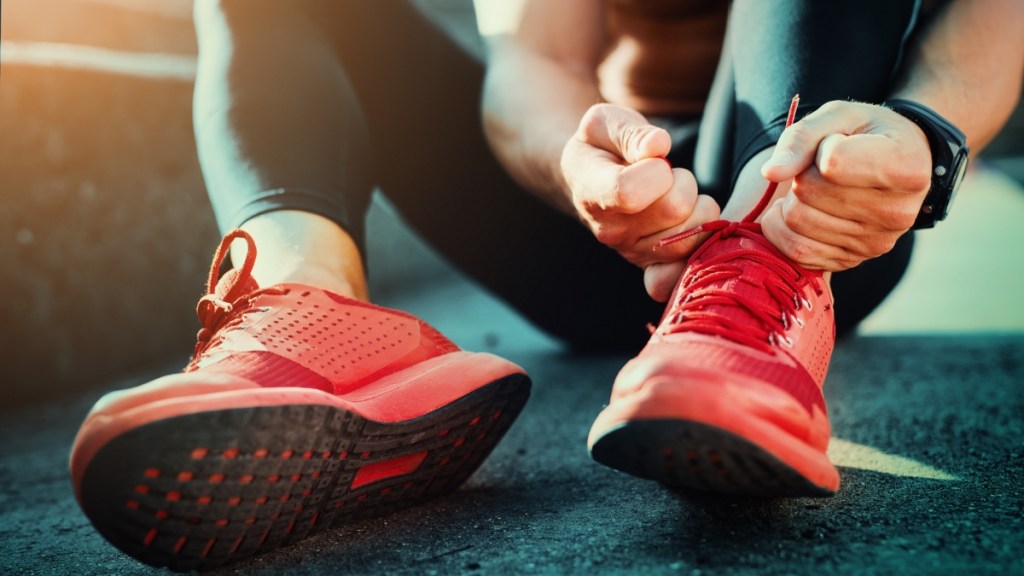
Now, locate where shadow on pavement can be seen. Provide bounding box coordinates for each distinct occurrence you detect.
[1,335,1020,575]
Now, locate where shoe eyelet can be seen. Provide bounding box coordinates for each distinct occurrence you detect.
[770,332,794,348]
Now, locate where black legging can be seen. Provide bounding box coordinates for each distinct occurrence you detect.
[193,0,919,352]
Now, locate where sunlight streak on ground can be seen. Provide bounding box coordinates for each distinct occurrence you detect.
[828,438,959,481]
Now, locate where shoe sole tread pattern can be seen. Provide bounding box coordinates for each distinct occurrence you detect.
[590,419,834,498]
[80,374,529,572]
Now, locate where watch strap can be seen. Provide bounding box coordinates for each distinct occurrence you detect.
[883,99,969,229]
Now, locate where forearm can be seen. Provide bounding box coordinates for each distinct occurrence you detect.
[482,38,602,214]
[891,0,1024,151]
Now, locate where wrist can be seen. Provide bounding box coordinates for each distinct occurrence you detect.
[882,99,970,229]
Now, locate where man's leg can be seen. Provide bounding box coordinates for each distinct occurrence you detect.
[192,0,376,300]
[699,0,921,335]
[590,0,922,496]
[279,1,662,352]
[67,2,533,570]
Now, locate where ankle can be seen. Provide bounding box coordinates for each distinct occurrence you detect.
[232,210,370,302]
[721,147,791,222]
[252,260,368,301]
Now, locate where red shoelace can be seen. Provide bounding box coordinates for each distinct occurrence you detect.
[653,95,820,354]
[192,230,285,361]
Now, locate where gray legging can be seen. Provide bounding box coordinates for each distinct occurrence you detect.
[193,0,919,351]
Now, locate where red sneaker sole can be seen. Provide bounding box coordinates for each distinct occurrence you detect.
[77,374,529,571]
[590,419,834,497]
[587,369,838,497]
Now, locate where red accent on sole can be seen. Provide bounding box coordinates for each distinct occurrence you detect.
[73,375,529,571]
[350,451,428,490]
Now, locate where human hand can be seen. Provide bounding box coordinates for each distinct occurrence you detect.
[561,103,720,301]
[759,100,933,271]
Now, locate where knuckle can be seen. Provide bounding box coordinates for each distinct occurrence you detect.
[783,123,813,147]
[855,236,885,259]
[818,100,847,115]
[593,223,626,247]
[781,202,807,233]
[578,104,610,139]
[835,258,858,271]
[664,192,695,222]
[894,208,919,231]
[898,162,932,193]
[785,237,815,262]
[817,148,844,180]
[870,237,895,257]
[681,167,698,188]
[870,203,900,230]
[881,204,918,231]
[609,173,644,213]
[570,182,597,211]
[699,194,722,220]
[674,168,699,196]
[620,124,646,153]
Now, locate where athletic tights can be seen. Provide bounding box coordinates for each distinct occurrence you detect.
[193,0,920,351]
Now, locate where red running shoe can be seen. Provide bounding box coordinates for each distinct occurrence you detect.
[588,96,839,497]
[70,230,531,571]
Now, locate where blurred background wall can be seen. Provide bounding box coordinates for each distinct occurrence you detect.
[1,0,1021,406]
[1,0,213,405]
[0,0,485,406]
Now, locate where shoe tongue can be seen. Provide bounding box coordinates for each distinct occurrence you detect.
[682,230,779,332]
[695,229,765,261]
[212,268,260,302]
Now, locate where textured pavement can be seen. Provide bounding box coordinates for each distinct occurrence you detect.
[2,275,1022,575]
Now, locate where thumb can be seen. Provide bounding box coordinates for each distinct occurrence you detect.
[760,122,820,182]
[644,261,687,303]
[760,101,873,182]
[617,122,671,165]
[579,104,671,164]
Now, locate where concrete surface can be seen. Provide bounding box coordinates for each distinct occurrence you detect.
[1,310,1022,575]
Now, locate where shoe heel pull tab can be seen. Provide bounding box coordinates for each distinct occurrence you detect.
[206,230,259,301]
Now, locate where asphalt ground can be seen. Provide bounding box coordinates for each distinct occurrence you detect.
[2,271,1022,575]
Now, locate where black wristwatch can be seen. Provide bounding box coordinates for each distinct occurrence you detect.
[883,99,970,230]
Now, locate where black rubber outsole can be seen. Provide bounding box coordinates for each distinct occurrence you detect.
[590,419,834,498]
[80,374,530,572]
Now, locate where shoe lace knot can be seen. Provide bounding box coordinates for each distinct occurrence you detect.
[192,229,284,360]
[652,95,820,354]
[658,224,819,354]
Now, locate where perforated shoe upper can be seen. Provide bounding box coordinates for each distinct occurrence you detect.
[184,229,459,395]
[613,223,836,451]
[189,283,459,394]
[654,224,835,387]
